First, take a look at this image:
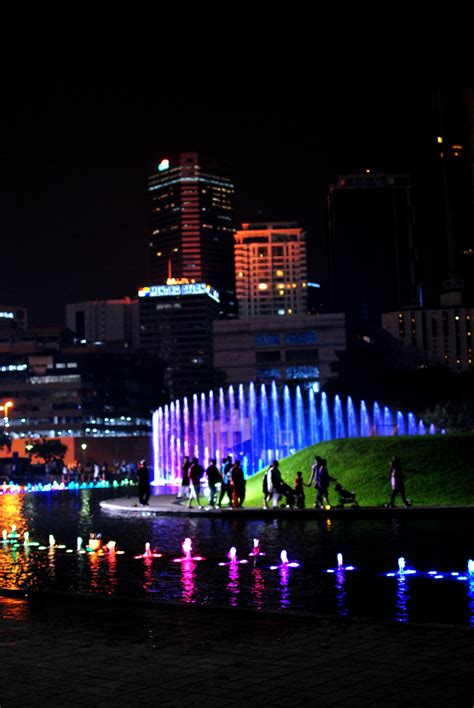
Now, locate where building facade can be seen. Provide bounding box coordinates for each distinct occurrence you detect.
[234,222,308,318]
[328,173,418,331]
[148,152,236,316]
[382,299,473,371]
[0,305,27,330]
[213,313,345,390]
[66,298,139,349]
[138,280,221,398]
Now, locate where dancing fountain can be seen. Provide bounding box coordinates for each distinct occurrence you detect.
[134,542,162,559]
[218,547,248,566]
[270,550,300,570]
[172,538,205,563]
[152,384,436,482]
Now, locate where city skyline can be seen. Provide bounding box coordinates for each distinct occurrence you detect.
[0,84,462,326]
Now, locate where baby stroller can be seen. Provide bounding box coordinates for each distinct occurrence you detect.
[333,480,358,508]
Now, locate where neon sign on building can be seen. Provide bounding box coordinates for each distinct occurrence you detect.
[138,283,220,303]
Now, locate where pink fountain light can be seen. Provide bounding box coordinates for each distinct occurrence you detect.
[270,549,300,570]
[173,537,205,562]
[249,538,265,557]
[219,546,248,566]
[134,542,163,559]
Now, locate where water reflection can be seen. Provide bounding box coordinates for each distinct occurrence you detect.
[395,573,409,623]
[143,556,154,594]
[0,596,29,621]
[279,565,290,609]
[252,566,265,609]
[227,561,239,607]
[334,569,348,617]
[0,493,32,591]
[468,580,474,627]
[85,550,119,596]
[180,560,197,604]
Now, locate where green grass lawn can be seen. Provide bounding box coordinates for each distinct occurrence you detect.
[244,434,474,507]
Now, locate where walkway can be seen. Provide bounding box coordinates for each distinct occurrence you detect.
[100,494,474,518]
[0,593,472,707]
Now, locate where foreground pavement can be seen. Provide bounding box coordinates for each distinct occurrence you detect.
[100,494,474,518]
[0,593,472,707]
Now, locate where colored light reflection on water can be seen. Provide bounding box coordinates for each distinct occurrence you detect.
[180,559,197,604]
[334,568,348,617]
[227,560,240,607]
[2,489,474,625]
[395,572,409,623]
[279,564,290,609]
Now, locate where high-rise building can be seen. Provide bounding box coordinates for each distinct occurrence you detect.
[429,90,474,304]
[66,298,139,349]
[234,222,308,318]
[382,300,473,371]
[213,313,345,391]
[148,152,236,316]
[328,173,418,332]
[138,279,221,398]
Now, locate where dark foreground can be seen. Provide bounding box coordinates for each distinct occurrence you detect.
[0,594,472,707]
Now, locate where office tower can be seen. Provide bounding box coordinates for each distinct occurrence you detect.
[213,312,345,390]
[234,222,308,318]
[148,152,236,316]
[430,89,474,303]
[138,280,221,398]
[383,303,473,371]
[66,298,139,349]
[328,173,417,331]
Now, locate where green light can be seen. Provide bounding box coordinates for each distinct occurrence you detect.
[158,159,170,172]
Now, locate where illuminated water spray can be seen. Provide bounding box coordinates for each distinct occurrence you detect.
[270,550,300,570]
[152,384,434,482]
[173,538,205,563]
[134,542,162,559]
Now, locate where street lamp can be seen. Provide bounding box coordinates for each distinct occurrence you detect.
[0,400,13,427]
[80,442,88,464]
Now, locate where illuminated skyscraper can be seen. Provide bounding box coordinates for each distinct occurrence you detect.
[148,152,236,315]
[234,222,308,318]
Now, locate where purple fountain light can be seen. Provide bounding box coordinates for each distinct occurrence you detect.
[153,384,438,483]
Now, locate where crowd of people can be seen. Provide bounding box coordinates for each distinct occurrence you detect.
[177,455,246,509]
[175,453,410,510]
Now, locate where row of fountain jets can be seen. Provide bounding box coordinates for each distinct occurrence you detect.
[3,526,473,579]
[153,385,439,482]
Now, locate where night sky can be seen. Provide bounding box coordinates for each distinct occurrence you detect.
[1,77,425,326]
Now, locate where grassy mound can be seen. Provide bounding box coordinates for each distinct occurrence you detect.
[244,434,474,507]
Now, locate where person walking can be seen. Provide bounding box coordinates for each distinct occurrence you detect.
[270,460,284,509]
[294,471,305,508]
[231,459,246,508]
[217,456,233,508]
[263,464,273,508]
[206,458,222,508]
[188,457,204,509]
[177,455,191,499]
[137,459,151,506]
[315,458,330,508]
[387,456,410,508]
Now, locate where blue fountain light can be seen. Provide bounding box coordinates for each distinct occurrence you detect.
[152,384,434,482]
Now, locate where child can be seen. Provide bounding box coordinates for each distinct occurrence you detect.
[294,471,305,508]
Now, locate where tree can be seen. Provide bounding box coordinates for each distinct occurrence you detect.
[30,438,68,463]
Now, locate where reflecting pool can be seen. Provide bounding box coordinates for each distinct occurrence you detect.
[1,488,473,625]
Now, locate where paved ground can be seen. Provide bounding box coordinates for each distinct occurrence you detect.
[100,494,474,519]
[0,593,472,707]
